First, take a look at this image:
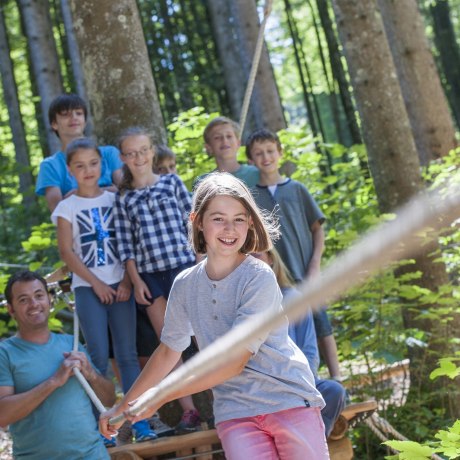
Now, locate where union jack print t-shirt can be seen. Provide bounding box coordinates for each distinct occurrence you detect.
[51,191,124,289]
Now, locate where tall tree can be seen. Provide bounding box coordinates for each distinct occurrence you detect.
[69,0,166,144]
[60,0,93,135]
[315,0,362,145]
[206,0,286,136]
[17,0,63,155]
[378,0,457,165]
[0,4,35,207]
[429,0,460,129]
[331,0,458,416]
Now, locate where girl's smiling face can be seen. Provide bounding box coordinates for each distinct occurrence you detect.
[120,135,155,174]
[199,195,251,259]
[68,148,101,186]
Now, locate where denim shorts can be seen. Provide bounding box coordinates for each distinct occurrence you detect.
[138,262,194,307]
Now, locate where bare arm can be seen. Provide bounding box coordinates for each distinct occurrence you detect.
[306,220,325,279]
[56,217,116,304]
[126,259,152,305]
[44,186,64,213]
[100,343,252,436]
[111,168,123,187]
[0,354,83,427]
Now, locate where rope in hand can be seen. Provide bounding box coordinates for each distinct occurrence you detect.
[238,0,274,139]
[109,178,460,426]
[68,298,106,413]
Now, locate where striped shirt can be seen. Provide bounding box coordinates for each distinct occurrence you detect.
[114,174,195,273]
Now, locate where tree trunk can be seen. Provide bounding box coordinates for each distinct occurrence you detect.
[205,0,252,126]
[206,0,286,136]
[234,0,286,134]
[17,0,63,155]
[60,0,93,135]
[0,4,35,207]
[316,0,362,145]
[430,0,460,129]
[378,0,457,166]
[69,0,166,144]
[331,0,459,417]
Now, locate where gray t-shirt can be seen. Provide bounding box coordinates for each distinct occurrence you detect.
[252,179,325,283]
[161,255,324,424]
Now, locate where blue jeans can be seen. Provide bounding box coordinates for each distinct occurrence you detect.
[316,378,346,437]
[75,285,140,393]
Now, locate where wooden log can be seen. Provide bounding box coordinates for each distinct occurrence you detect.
[108,429,220,459]
[328,436,353,460]
[195,443,214,460]
[329,414,348,441]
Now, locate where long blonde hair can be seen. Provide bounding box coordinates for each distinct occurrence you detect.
[190,172,279,254]
[266,247,295,288]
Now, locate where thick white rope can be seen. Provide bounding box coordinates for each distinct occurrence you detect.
[69,299,106,413]
[238,0,274,139]
[109,178,460,425]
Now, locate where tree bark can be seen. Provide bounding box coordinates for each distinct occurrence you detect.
[60,0,93,135]
[234,0,286,133]
[17,0,63,155]
[378,0,457,165]
[0,5,35,207]
[429,0,460,129]
[206,0,286,136]
[69,0,166,144]
[316,0,362,145]
[331,0,459,417]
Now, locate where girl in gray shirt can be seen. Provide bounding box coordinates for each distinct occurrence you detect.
[101,173,329,459]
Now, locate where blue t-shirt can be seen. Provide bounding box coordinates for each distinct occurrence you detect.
[0,333,109,460]
[35,145,122,196]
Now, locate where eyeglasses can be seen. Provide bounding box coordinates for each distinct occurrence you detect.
[122,146,152,160]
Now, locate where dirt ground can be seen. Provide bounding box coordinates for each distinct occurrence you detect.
[0,428,12,460]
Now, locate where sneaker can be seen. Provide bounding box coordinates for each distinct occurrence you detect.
[101,434,117,448]
[132,420,158,443]
[149,413,175,437]
[175,409,201,435]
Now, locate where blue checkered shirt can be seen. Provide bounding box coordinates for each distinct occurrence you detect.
[114,174,195,273]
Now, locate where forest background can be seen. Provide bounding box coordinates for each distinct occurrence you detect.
[0,0,460,458]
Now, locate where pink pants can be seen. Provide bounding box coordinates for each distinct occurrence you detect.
[216,406,330,460]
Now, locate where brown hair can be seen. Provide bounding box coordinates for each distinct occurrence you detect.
[48,94,87,137]
[117,126,156,193]
[65,137,101,165]
[245,128,283,160]
[203,116,240,144]
[190,172,278,254]
[154,145,176,172]
[5,271,48,305]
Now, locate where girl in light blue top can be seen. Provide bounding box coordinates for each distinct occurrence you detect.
[101,172,330,460]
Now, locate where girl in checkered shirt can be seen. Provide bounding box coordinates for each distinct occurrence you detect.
[114,127,200,432]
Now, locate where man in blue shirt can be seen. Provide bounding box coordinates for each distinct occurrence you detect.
[35,94,123,212]
[0,270,116,459]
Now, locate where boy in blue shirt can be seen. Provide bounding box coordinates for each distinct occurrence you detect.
[246,128,342,381]
[35,94,122,212]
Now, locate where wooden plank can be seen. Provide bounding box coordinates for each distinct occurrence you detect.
[110,452,144,460]
[108,429,220,458]
[195,444,214,460]
[328,436,353,460]
[341,400,377,422]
